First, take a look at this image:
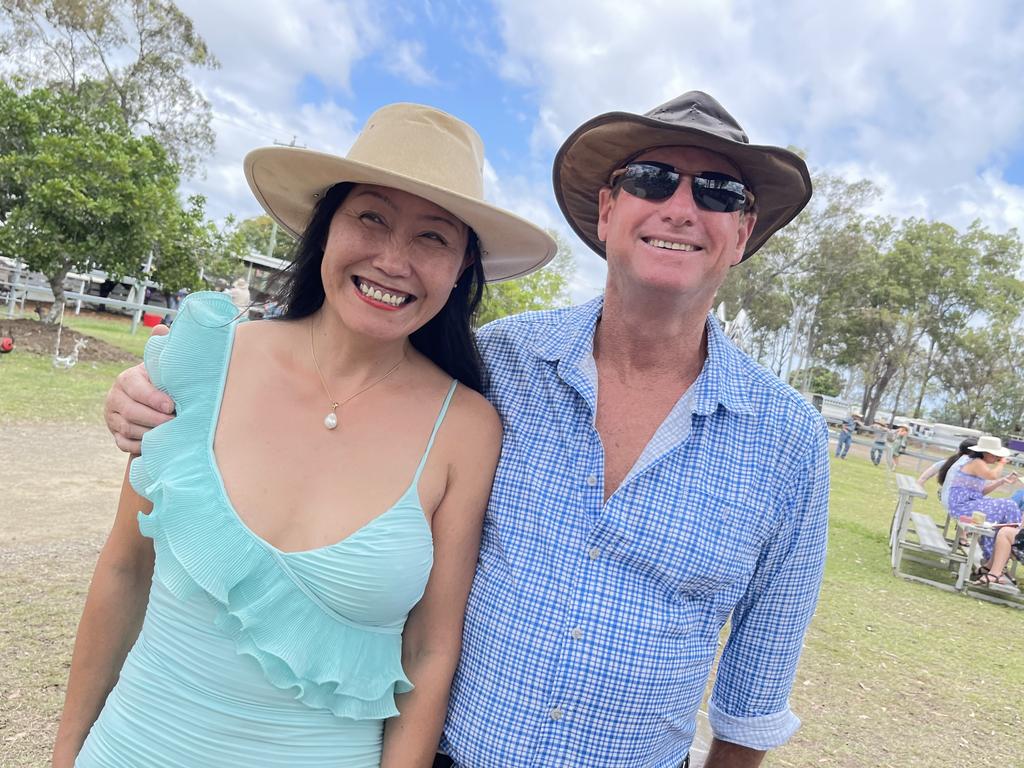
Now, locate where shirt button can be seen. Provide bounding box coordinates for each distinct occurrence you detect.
[588,547,601,560]
[549,706,564,720]
[570,627,583,640]
[585,474,598,486]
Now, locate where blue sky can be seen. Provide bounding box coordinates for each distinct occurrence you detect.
[176,0,1024,301]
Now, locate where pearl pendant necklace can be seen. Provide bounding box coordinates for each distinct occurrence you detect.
[324,408,339,430]
[309,319,404,432]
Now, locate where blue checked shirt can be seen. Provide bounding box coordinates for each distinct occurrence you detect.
[441,297,830,767]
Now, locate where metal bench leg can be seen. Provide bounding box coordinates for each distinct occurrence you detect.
[956,527,981,591]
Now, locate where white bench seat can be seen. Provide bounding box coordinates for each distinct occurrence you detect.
[909,512,951,555]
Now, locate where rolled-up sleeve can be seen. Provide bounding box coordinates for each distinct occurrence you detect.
[708,416,830,749]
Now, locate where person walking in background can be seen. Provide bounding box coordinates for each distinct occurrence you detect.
[870,426,887,465]
[835,421,853,459]
[226,277,251,316]
[891,426,909,467]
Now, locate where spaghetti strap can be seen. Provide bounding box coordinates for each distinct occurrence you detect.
[413,380,458,482]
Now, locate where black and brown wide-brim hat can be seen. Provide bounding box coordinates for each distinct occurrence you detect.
[553,91,812,262]
[245,103,556,283]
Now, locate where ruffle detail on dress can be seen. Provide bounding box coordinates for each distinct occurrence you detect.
[128,292,413,720]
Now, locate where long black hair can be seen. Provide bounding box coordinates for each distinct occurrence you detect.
[937,438,980,487]
[271,182,487,393]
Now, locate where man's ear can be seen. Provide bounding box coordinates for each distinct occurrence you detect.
[731,212,757,266]
[596,186,615,243]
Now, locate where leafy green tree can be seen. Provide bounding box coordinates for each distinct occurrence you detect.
[152,197,246,293]
[812,216,1023,425]
[931,326,1024,431]
[235,215,294,261]
[788,365,842,396]
[1,0,217,174]
[717,167,881,376]
[476,231,575,326]
[0,83,229,320]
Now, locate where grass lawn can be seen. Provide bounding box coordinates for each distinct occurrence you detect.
[1,376,1022,766]
[63,313,150,359]
[0,354,131,424]
[773,453,1024,767]
[0,313,143,424]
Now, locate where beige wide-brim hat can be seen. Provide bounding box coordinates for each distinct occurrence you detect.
[553,91,812,262]
[969,435,1012,458]
[244,103,556,283]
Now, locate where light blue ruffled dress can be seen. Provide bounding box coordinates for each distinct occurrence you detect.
[77,293,448,767]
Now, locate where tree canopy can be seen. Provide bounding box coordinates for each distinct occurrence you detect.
[476,231,575,327]
[0,82,238,320]
[1,0,217,174]
[719,163,1024,432]
[235,215,294,262]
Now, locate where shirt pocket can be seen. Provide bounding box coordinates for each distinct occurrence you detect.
[610,488,766,601]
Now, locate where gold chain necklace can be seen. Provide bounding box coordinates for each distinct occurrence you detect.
[309,320,404,430]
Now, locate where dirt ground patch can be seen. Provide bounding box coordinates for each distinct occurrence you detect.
[0,317,138,365]
[0,422,123,767]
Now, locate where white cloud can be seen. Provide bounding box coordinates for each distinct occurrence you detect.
[491,0,1024,253]
[385,40,439,86]
[41,0,1021,299]
[174,0,377,222]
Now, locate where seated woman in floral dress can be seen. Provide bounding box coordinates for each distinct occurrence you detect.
[945,436,1022,586]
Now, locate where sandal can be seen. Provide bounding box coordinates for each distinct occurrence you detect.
[971,572,1010,587]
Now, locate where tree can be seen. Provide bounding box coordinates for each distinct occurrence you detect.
[816,217,1024,424]
[1,0,217,174]
[931,326,1024,431]
[717,167,882,378]
[151,196,246,293]
[787,365,842,396]
[235,214,294,262]
[0,83,230,320]
[475,230,575,326]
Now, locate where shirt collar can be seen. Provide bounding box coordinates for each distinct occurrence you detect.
[693,309,755,416]
[532,295,604,366]
[533,294,754,416]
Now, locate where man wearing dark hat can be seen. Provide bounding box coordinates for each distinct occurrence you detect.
[439,92,829,768]
[103,92,828,768]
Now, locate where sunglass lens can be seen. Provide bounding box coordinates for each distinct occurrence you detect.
[692,173,747,213]
[619,164,679,201]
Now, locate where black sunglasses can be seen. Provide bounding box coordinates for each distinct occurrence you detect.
[608,161,754,213]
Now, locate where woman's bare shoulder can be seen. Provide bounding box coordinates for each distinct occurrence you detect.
[230,318,304,361]
[430,382,501,464]
[234,317,303,341]
[962,458,989,475]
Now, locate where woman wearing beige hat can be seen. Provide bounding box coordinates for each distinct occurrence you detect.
[945,435,1022,586]
[54,104,556,767]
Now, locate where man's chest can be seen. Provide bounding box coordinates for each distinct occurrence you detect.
[596,375,690,500]
[486,396,775,589]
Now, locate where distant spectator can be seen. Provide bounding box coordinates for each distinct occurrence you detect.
[226,278,251,316]
[891,426,909,467]
[262,299,284,319]
[835,422,852,459]
[870,427,887,466]
[163,288,190,326]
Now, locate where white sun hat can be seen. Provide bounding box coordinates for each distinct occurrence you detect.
[969,435,1012,458]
